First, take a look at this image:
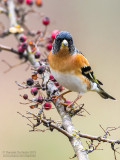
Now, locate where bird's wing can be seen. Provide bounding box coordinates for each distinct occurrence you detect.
[75,52,103,85]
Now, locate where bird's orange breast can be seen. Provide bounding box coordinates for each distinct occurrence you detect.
[48,51,90,74]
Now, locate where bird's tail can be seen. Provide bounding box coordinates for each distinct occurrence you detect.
[97,87,116,100]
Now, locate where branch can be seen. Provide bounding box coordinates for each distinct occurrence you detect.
[44,72,89,160]
[6,1,89,155]
[7,0,17,27]
[3,0,40,68]
[0,7,8,14]
[3,1,119,160]
[79,133,120,145]
[41,118,73,138]
[0,44,18,55]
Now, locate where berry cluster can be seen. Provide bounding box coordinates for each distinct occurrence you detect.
[17,0,42,7]
[21,63,63,111]
[1,0,72,131]
[13,1,59,60]
[3,0,62,113]
[17,28,59,59]
[49,74,63,92]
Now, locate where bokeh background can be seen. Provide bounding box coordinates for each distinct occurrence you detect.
[0,0,120,160]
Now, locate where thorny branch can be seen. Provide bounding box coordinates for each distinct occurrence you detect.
[17,111,73,139]
[0,44,19,55]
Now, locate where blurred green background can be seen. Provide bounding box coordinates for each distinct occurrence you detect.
[0,0,120,160]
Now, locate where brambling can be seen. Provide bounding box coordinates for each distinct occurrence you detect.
[48,31,115,106]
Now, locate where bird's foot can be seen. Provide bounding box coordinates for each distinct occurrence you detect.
[60,101,76,115]
[52,90,71,103]
[52,94,66,103]
[66,94,82,113]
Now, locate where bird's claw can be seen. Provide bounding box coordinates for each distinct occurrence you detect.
[60,102,76,115]
[52,95,59,103]
[52,94,66,103]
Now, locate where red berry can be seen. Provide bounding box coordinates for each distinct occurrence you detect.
[37,66,45,74]
[35,51,41,59]
[18,45,25,53]
[31,88,38,96]
[44,102,52,110]
[37,96,43,104]
[23,94,28,100]
[27,78,34,86]
[49,74,54,80]
[51,30,59,39]
[46,43,52,51]
[35,0,42,6]
[19,34,27,42]
[42,17,50,25]
[17,0,24,4]
[25,0,33,5]
[54,82,60,87]
[49,74,55,80]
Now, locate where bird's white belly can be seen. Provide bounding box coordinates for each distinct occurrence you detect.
[51,69,87,94]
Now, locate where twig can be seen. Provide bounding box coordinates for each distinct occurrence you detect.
[78,133,120,145]
[18,111,73,138]
[0,44,18,55]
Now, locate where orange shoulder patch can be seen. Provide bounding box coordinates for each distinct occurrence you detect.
[73,53,89,68]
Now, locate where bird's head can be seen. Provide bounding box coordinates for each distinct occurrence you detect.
[51,31,75,55]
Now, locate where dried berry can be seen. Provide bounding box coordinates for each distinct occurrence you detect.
[35,51,41,59]
[27,78,34,86]
[37,96,43,104]
[23,94,28,100]
[37,66,45,74]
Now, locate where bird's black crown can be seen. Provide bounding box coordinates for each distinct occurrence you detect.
[52,31,75,54]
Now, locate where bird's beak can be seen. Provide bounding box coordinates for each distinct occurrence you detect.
[61,39,68,47]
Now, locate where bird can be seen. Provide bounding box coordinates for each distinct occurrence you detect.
[48,31,115,106]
